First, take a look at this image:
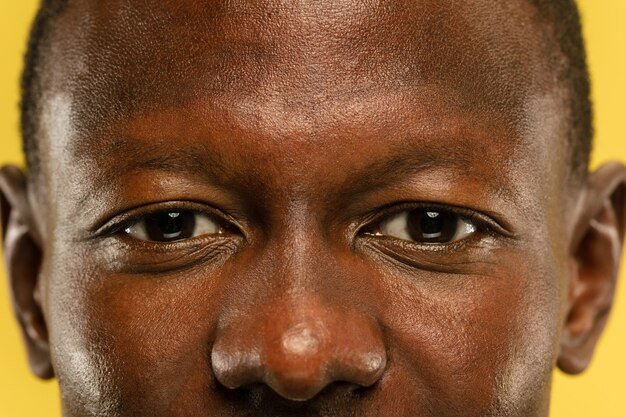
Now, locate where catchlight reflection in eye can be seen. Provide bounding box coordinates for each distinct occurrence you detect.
[124,211,224,242]
[369,209,477,244]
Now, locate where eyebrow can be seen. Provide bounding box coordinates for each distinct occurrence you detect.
[97,132,510,204]
[98,138,231,183]
[135,145,227,175]
[339,142,475,196]
[78,102,519,224]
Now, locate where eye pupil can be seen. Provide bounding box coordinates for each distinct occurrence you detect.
[421,211,442,236]
[409,209,457,242]
[145,211,196,242]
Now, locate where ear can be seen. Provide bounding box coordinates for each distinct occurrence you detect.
[0,164,53,379]
[558,162,626,374]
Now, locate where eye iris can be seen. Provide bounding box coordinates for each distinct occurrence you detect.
[408,210,457,242]
[144,211,196,242]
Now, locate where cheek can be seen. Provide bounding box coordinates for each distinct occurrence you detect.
[376,248,562,416]
[43,238,565,416]
[45,245,230,415]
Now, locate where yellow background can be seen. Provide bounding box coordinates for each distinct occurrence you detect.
[0,1,624,416]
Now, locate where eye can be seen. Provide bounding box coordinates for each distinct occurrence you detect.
[365,208,477,244]
[124,210,225,242]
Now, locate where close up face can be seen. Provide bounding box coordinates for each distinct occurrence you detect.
[2,1,626,417]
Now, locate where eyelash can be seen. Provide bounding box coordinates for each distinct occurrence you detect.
[95,201,238,240]
[95,201,505,251]
[357,203,501,244]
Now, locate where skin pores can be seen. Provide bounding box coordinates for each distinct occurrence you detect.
[2,1,625,417]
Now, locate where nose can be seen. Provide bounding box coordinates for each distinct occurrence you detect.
[211,301,387,401]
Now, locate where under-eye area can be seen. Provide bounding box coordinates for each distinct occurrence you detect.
[87,201,243,272]
[356,202,512,272]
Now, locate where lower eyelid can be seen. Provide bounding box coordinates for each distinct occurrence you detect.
[99,234,243,274]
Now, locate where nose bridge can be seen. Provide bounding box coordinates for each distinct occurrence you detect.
[211,296,387,401]
[260,196,334,288]
[210,199,386,400]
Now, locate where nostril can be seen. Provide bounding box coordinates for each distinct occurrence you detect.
[211,309,388,402]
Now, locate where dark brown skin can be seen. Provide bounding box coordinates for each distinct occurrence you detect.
[2,1,626,416]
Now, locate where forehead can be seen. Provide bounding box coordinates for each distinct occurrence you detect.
[38,0,569,215]
[45,0,560,124]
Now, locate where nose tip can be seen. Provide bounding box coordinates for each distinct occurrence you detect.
[211,311,387,401]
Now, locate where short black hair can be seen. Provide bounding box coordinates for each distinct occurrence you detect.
[20,0,68,175]
[20,0,593,180]
[530,0,593,181]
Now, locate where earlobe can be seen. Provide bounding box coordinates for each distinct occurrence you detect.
[558,162,626,375]
[0,165,53,379]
